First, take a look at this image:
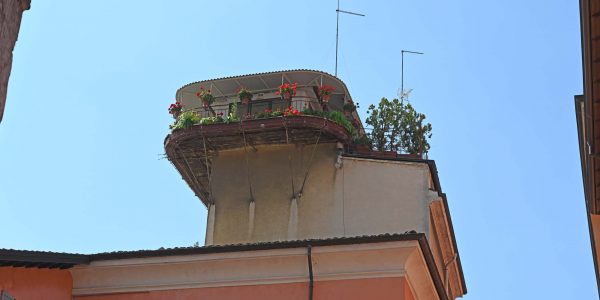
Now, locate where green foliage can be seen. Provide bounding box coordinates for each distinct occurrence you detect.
[365,97,432,155]
[237,88,253,101]
[171,110,200,130]
[170,108,241,131]
[199,116,221,125]
[300,109,355,135]
[352,134,371,146]
[170,105,357,136]
[326,111,355,135]
[226,103,240,123]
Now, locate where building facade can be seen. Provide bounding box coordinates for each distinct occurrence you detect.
[577,0,600,294]
[0,0,30,123]
[1,70,466,299]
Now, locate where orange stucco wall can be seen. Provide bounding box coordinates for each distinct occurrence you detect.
[74,277,414,300]
[0,266,73,299]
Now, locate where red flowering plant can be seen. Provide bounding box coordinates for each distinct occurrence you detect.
[236,87,253,104]
[275,83,298,100]
[282,105,302,117]
[318,85,335,102]
[255,108,272,119]
[168,101,184,119]
[196,86,215,108]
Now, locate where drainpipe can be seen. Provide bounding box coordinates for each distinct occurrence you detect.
[307,245,314,300]
[443,253,457,297]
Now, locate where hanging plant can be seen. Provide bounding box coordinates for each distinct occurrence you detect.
[343,100,358,115]
[275,83,298,100]
[236,87,253,104]
[168,101,184,119]
[196,86,215,108]
[318,85,335,103]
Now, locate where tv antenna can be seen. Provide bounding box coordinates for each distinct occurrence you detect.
[400,50,424,100]
[335,0,365,77]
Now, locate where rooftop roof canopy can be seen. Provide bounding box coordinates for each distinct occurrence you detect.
[176,69,353,101]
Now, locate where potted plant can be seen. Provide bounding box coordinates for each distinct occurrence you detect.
[318,85,335,103]
[196,86,214,108]
[168,101,184,119]
[343,100,358,116]
[237,87,253,104]
[282,105,302,117]
[275,83,298,100]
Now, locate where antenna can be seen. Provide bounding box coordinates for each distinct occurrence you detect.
[335,0,365,77]
[401,50,424,100]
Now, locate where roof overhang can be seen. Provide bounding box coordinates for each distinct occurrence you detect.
[0,249,89,269]
[577,0,600,293]
[176,69,353,101]
[75,234,449,300]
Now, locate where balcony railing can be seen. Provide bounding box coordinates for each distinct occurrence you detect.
[185,96,341,119]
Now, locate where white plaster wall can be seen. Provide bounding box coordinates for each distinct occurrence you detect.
[208,145,434,245]
[339,157,433,237]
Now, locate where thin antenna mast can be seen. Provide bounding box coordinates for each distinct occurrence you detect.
[335,0,365,77]
[400,50,423,99]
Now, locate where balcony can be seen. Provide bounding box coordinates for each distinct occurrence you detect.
[164,70,367,203]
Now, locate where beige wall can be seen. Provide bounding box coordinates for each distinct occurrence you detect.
[70,241,431,299]
[206,144,467,297]
[208,144,437,245]
[73,277,414,300]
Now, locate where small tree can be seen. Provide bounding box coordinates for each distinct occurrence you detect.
[400,101,432,155]
[365,97,432,155]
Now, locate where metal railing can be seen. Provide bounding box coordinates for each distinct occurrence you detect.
[186,96,334,119]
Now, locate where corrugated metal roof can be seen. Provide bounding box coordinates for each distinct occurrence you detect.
[175,69,353,101]
[0,248,89,269]
[89,232,420,260]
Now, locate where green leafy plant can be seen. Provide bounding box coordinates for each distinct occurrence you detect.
[199,116,221,125]
[226,103,240,123]
[365,97,432,155]
[171,110,200,130]
[236,87,253,103]
[326,111,355,134]
[401,102,432,155]
[352,134,371,146]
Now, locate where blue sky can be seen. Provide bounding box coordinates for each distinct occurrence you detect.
[0,1,592,299]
